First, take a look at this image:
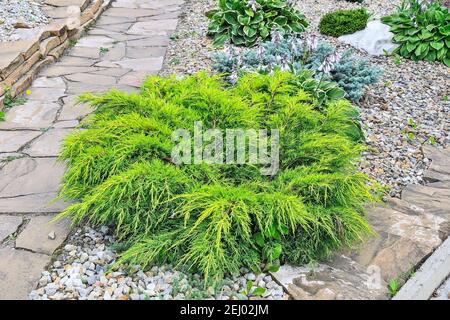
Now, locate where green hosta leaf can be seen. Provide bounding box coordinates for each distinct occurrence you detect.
[440,25,450,36]
[237,15,251,25]
[224,11,238,25]
[437,47,447,60]
[273,16,287,26]
[231,34,245,45]
[246,280,253,293]
[430,41,444,50]
[208,21,221,33]
[406,42,418,53]
[425,50,437,61]
[243,25,257,37]
[421,29,433,39]
[251,12,264,25]
[260,26,269,38]
[213,33,230,47]
[327,87,346,100]
[444,57,450,67]
[205,9,219,19]
[446,37,450,48]
[245,8,254,17]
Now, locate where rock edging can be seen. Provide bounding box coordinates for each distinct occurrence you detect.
[0,0,110,107]
[271,145,450,300]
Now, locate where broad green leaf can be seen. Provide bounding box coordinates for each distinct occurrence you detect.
[243,25,257,37]
[213,33,230,47]
[252,287,266,296]
[430,41,444,50]
[224,11,238,25]
[237,15,251,25]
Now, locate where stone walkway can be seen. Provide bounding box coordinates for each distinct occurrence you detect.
[272,145,450,300]
[0,0,183,300]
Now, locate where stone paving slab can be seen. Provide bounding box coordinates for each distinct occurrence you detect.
[0,216,22,242]
[0,248,50,300]
[0,157,65,198]
[0,131,41,153]
[0,101,60,130]
[16,215,71,255]
[23,129,73,157]
[0,193,69,214]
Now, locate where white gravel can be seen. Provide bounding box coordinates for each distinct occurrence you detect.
[29,226,288,300]
[0,0,49,42]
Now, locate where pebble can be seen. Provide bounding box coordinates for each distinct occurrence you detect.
[30,226,287,300]
[0,0,49,42]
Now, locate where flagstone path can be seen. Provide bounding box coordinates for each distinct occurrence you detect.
[0,0,184,300]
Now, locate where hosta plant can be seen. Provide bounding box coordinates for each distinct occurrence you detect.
[381,0,450,66]
[206,0,308,47]
[211,34,382,101]
[56,71,379,284]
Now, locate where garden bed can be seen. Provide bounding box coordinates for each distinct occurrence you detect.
[21,0,450,301]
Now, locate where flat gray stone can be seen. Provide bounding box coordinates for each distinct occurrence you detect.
[338,20,399,56]
[76,36,115,48]
[115,57,163,72]
[53,120,80,128]
[272,257,387,300]
[0,192,69,214]
[0,247,50,300]
[394,236,450,300]
[65,73,117,85]
[423,146,450,182]
[26,87,66,102]
[0,101,60,129]
[59,96,94,120]
[32,77,66,89]
[128,19,178,35]
[0,131,41,152]
[0,157,65,198]
[57,56,96,67]
[0,215,22,242]
[126,46,166,59]
[16,215,71,255]
[42,65,102,77]
[23,129,73,157]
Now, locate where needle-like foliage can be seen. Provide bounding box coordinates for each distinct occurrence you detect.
[56,71,379,284]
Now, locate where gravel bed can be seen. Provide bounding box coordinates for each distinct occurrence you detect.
[0,0,49,42]
[29,226,288,300]
[162,0,450,197]
[160,0,216,76]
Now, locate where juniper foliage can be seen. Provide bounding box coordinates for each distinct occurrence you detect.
[56,71,379,284]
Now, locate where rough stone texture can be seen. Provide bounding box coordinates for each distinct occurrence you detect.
[394,236,450,300]
[23,129,73,157]
[338,20,399,56]
[0,192,69,214]
[0,216,23,242]
[0,130,41,152]
[0,101,60,129]
[0,157,65,198]
[0,248,50,300]
[272,147,450,300]
[16,215,71,255]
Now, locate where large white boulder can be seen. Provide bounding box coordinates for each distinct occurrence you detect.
[338,20,399,56]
